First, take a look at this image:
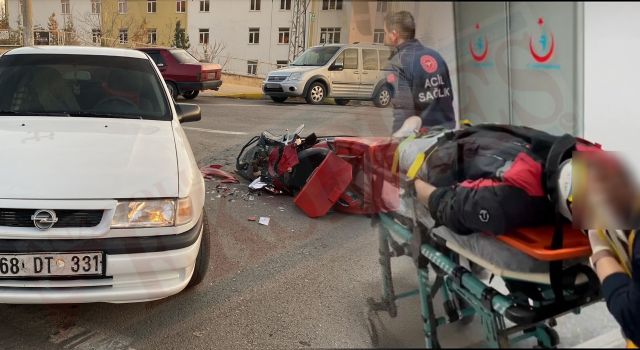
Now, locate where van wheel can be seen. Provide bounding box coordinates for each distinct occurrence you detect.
[187,211,211,288]
[166,81,178,101]
[335,99,349,106]
[182,90,199,100]
[270,96,288,103]
[306,82,326,105]
[373,85,391,108]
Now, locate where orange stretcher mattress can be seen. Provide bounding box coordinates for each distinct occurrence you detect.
[497,226,592,261]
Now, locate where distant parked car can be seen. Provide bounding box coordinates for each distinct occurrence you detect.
[137,47,222,100]
[263,44,393,107]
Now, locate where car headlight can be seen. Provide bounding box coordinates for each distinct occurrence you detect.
[111,198,194,228]
[287,72,302,81]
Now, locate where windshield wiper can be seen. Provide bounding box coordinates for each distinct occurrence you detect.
[67,112,144,120]
[0,110,71,116]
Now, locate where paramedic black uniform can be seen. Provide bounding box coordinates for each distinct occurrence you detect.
[388,39,455,132]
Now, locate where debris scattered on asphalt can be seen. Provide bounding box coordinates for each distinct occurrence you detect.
[248,216,257,221]
[278,207,285,212]
[193,331,206,337]
[201,165,239,183]
[258,217,270,226]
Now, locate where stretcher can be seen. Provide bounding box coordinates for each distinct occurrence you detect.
[314,135,603,347]
[369,211,602,348]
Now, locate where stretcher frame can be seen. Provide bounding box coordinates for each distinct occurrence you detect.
[368,213,601,349]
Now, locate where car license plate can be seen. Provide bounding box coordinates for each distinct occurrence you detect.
[0,252,104,278]
[266,83,280,89]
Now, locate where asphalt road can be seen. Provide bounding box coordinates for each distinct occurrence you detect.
[0,97,620,349]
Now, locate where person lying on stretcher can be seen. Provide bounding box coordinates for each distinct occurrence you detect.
[396,117,640,346]
[395,117,588,235]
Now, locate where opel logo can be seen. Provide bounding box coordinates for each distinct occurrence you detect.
[31,210,58,230]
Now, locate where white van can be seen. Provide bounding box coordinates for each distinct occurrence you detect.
[0,46,209,303]
[263,44,393,107]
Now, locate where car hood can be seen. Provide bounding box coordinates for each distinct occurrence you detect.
[268,66,322,76]
[0,117,178,199]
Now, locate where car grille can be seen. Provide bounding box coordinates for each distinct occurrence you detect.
[0,209,103,228]
[267,76,287,82]
[264,87,284,93]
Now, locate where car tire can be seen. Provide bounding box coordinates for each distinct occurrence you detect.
[305,81,326,105]
[166,81,178,101]
[182,90,200,100]
[187,211,211,288]
[335,99,349,106]
[270,96,288,103]
[373,85,392,108]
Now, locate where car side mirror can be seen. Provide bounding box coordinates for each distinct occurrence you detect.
[175,103,201,123]
[330,62,344,71]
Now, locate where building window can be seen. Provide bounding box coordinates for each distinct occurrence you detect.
[249,27,260,44]
[92,29,101,44]
[373,29,384,44]
[250,0,261,11]
[147,0,156,13]
[61,0,70,14]
[276,60,288,69]
[176,0,186,13]
[148,29,157,44]
[200,0,210,12]
[247,60,258,75]
[280,0,291,10]
[199,28,209,44]
[278,27,289,44]
[91,0,101,14]
[119,29,128,44]
[376,1,387,12]
[320,27,341,44]
[322,0,342,10]
[118,0,127,14]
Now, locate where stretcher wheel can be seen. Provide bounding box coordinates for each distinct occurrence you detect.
[535,327,560,348]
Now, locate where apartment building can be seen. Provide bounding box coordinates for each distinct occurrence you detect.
[100,0,187,47]
[7,0,100,45]
[187,0,294,77]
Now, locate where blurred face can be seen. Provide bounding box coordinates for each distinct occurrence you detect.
[384,23,400,47]
[572,152,639,229]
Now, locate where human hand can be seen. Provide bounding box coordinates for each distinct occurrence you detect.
[414,179,436,206]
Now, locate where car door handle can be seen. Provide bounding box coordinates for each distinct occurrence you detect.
[353,71,360,74]
[361,71,369,75]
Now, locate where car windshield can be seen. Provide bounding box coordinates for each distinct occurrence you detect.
[290,46,341,66]
[171,49,200,64]
[0,54,171,120]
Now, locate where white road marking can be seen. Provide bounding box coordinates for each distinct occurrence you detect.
[183,127,248,135]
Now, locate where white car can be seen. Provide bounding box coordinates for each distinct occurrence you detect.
[0,46,209,303]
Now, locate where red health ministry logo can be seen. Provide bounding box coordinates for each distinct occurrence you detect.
[469,23,489,62]
[529,17,555,63]
[420,55,438,74]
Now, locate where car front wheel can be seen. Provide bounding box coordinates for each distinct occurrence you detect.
[187,210,211,288]
[182,90,199,99]
[305,82,326,105]
[373,85,392,108]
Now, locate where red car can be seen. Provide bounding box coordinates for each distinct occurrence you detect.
[137,47,222,100]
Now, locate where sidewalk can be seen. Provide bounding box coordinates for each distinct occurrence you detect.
[201,82,265,100]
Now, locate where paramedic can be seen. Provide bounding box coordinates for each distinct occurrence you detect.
[384,11,456,133]
[582,154,640,347]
